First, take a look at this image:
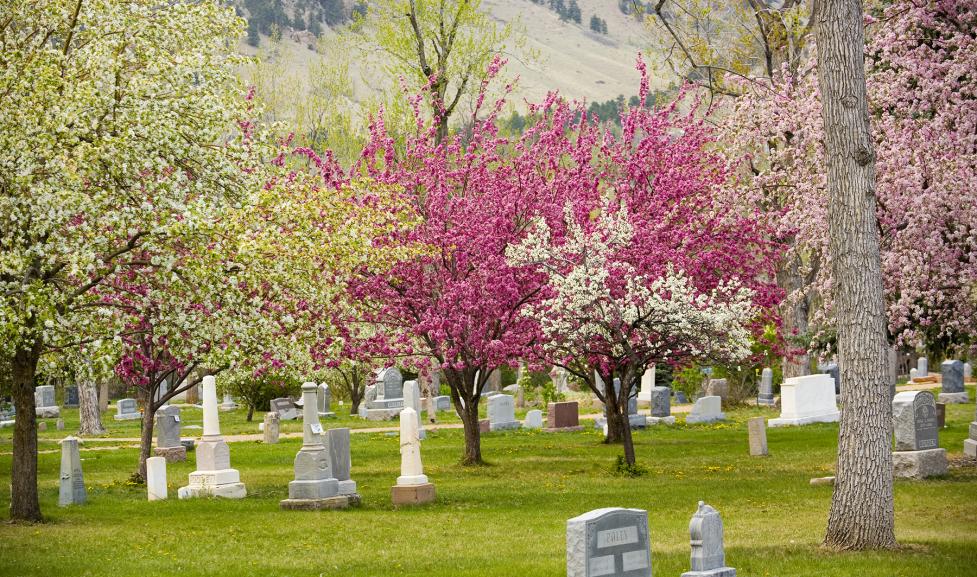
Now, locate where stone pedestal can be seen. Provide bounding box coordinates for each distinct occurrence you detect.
[647,415,676,425]
[58,437,86,507]
[146,456,167,501]
[263,412,280,444]
[893,448,948,479]
[768,375,839,427]
[686,396,725,424]
[153,446,187,463]
[280,382,344,510]
[937,391,969,404]
[391,483,435,505]
[757,367,775,406]
[178,375,246,500]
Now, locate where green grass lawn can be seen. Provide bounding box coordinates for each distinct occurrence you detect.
[1,397,976,577]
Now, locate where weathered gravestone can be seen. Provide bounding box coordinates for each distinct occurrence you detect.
[964,401,977,458]
[270,397,299,421]
[681,502,736,577]
[433,396,451,412]
[35,385,60,418]
[546,401,582,432]
[178,375,246,499]
[488,394,520,431]
[391,407,435,506]
[523,409,543,430]
[317,383,336,418]
[768,374,839,427]
[686,396,725,424]
[328,427,360,503]
[59,437,86,507]
[566,507,651,577]
[939,359,968,403]
[892,390,947,479]
[917,356,929,377]
[64,385,79,408]
[280,383,345,510]
[757,367,775,406]
[114,398,140,421]
[648,387,675,425]
[364,367,405,420]
[146,456,167,501]
[154,405,186,462]
[819,363,841,394]
[747,417,767,457]
[403,380,425,439]
[263,411,280,444]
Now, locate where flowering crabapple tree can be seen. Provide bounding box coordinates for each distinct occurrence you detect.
[720,0,977,359]
[0,0,264,522]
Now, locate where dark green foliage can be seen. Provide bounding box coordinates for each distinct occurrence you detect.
[319,0,346,25]
[246,18,261,47]
[589,14,608,34]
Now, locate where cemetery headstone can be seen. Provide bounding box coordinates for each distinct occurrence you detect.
[964,362,973,382]
[280,383,346,510]
[681,502,736,577]
[939,359,968,403]
[58,436,86,507]
[917,356,928,378]
[523,409,543,429]
[675,391,689,404]
[936,402,946,428]
[56,418,64,431]
[64,385,79,408]
[757,367,775,406]
[34,385,60,418]
[819,363,841,394]
[768,374,840,427]
[479,419,491,433]
[270,397,299,421]
[545,401,582,432]
[891,390,947,479]
[487,394,520,431]
[566,507,651,577]
[403,380,425,439]
[485,369,502,394]
[154,405,186,462]
[648,387,675,425]
[637,365,656,404]
[218,393,238,412]
[178,375,246,499]
[364,367,405,420]
[263,411,280,444]
[38,422,47,432]
[146,456,167,501]
[114,398,140,421]
[328,427,360,503]
[685,396,725,424]
[317,383,336,418]
[910,367,919,381]
[964,400,977,458]
[748,417,768,457]
[391,407,435,505]
[433,395,451,412]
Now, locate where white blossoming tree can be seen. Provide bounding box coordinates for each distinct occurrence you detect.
[508,205,760,466]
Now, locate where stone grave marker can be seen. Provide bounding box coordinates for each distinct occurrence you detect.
[317,383,335,418]
[59,436,86,507]
[546,401,582,431]
[748,417,767,457]
[819,362,841,394]
[523,409,543,429]
[64,385,79,408]
[648,387,675,425]
[939,359,968,403]
[964,400,977,457]
[567,507,651,577]
[681,502,736,577]
[892,390,947,479]
[391,407,435,505]
[488,394,520,431]
[147,456,167,501]
[328,427,360,503]
[768,374,839,427]
[270,397,299,421]
[917,356,928,377]
[757,367,775,406]
[263,411,280,444]
[114,398,140,421]
[35,385,60,418]
[686,396,725,424]
[154,405,186,462]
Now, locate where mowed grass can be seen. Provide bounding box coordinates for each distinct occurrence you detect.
[0,397,975,577]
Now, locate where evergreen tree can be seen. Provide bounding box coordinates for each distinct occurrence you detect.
[568,0,581,23]
[247,19,261,47]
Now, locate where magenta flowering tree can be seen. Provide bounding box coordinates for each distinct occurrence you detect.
[721,0,977,358]
[507,60,783,466]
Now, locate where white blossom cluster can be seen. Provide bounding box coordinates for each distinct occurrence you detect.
[507,202,757,366]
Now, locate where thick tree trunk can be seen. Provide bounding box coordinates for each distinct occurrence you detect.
[816,0,896,550]
[246,404,254,422]
[445,368,483,464]
[459,400,482,465]
[78,381,105,436]
[10,344,42,522]
[134,404,155,483]
[604,400,627,444]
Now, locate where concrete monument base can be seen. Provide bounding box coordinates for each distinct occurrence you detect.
[288,478,339,500]
[153,446,187,463]
[893,448,948,480]
[542,425,584,433]
[647,416,676,425]
[489,420,521,432]
[178,469,247,499]
[682,568,737,577]
[937,392,969,404]
[280,495,350,510]
[114,413,139,421]
[391,482,435,505]
[768,410,839,427]
[318,411,336,419]
[37,406,61,419]
[365,408,402,421]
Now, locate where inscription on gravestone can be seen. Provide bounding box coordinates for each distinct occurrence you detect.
[567,508,651,577]
[913,394,939,450]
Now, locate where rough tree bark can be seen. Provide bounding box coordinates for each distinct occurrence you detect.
[9,342,42,522]
[78,380,105,436]
[444,367,483,465]
[135,404,155,482]
[594,369,637,466]
[815,0,896,550]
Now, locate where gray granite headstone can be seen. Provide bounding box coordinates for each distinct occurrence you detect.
[917,357,928,377]
[156,405,182,448]
[376,367,404,400]
[328,428,351,482]
[35,385,56,408]
[434,395,451,411]
[941,360,964,394]
[64,386,79,408]
[317,383,335,417]
[567,507,651,577]
[488,394,520,431]
[114,398,140,420]
[893,391,939,451]
[270,397,298,420]
[59,437,86,507]
[758,367,775,405]
[650,387,671,417]
[682,502,735,577]
[820,363,840,393]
